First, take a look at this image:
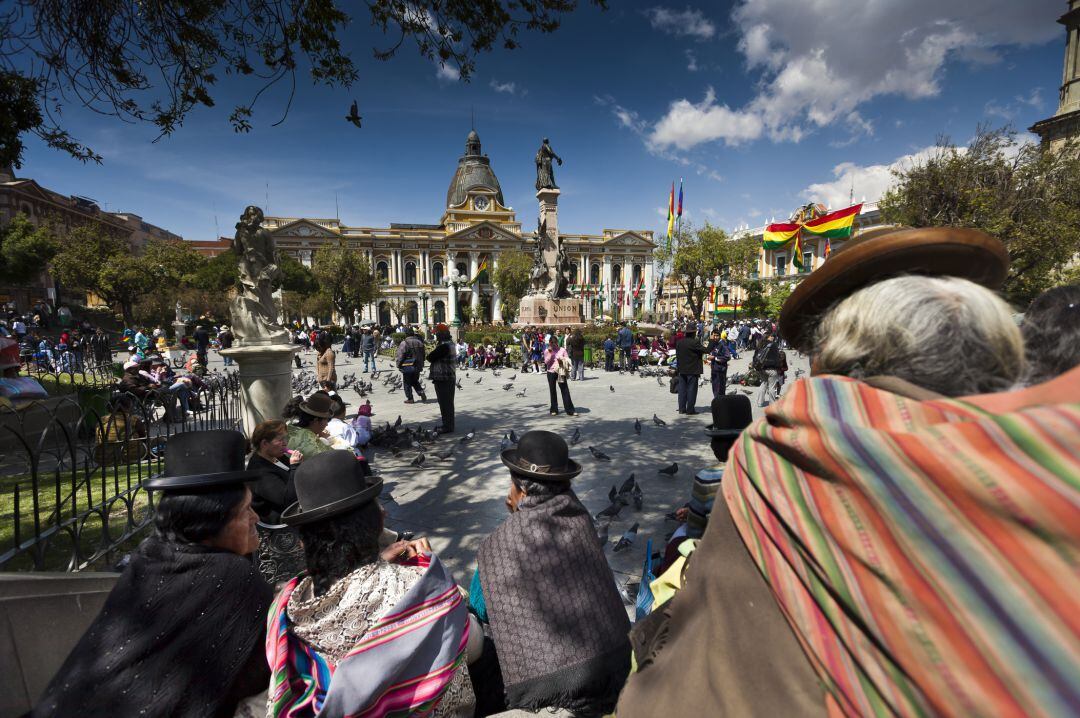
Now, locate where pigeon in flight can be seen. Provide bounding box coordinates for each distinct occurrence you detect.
[588,446,612,461]
[410,452,425,467]
[652,414,666,427]
[634,418,641,435]
[345,100,362,128]
[658,462,679,476]
[570,427,581,445]
[613,523,639,552]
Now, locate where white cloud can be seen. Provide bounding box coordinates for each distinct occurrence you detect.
[643,0,1060,152]
[644,6,716,40]
[800,146,940,207]
[435,64,460,82]
[490,80,517,94]
[685,49,699,72]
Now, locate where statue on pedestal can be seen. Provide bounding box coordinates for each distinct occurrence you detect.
[528,217,571,299]
[535,138,562,191]
[229,206,291,346]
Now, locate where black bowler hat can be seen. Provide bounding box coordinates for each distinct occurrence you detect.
[706,394,753,438]
[144,430,261,491]
[281,450,383,526]
[500,430,582,483]
[299,392,334,419]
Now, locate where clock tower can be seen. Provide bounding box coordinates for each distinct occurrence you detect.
[1031,1,1080,150]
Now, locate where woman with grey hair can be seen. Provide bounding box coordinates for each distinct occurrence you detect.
[617,228,1080,718]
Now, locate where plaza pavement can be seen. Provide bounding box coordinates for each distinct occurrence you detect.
[211,345,811,592]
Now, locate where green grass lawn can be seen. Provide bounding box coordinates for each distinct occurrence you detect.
[0,462,154,571]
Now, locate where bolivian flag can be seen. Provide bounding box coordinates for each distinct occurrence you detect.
[802,203,862,240]
[762,221,804,268]
[470,258,488,284]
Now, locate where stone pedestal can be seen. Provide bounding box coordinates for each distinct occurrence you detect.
[220,344,299,436]
[515,295,583,327]
[171,321,187,341]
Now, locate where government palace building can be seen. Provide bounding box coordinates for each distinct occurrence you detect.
[210,130,659,326]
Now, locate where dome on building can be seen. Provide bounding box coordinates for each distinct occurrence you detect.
[446,130,505,209]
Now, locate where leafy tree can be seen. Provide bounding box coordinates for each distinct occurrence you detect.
[51,225,147,324]
[492,249,531,322]
[654,222,758,321]
[740,280,768,318]
[880,126,1080,305]
[1,0,603,167]
[278,253,319,296]
[191,251,240,293]
[765,283,795,319]
[385,297,410,324]
[141,237,205,287]
[311,240,380,323]
[0,213,57,283]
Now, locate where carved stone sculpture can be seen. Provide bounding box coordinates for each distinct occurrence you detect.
[528,217,572,299]
[229,206,291,346]
[535,138,562,191]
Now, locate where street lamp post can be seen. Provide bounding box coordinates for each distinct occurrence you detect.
[444,271,466,340]
[704,278,714,323]
[417,290,430,328]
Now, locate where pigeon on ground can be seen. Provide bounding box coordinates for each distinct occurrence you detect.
[371,370,381,379]
[615,474,636,504]
[613,522,639,552]
[433,447,455,461]
[394,415,402,428]
[570,427,581,445]
[656,376,664,386]
[502,383,514,391]
[509,430,519,444]
[652,414,666,427]
[390,446,402,457]
[588,446,612,461]
[475,377,483,384]
[607,485,618,504]
[388,385,398,393]
[616,579,635,605]
[509,374,517,381]
[516,388,527,397]
[500,433,513,451]
[658,462,679,476]
[410,452,425,467]
[459,429,476,444]
[596,519,611,547]
[595,501,623,520]
[631,482,643,510]
[345,100,362,128]
[609,385,616,392]
[634,418,641,435]
[456,378,463,389]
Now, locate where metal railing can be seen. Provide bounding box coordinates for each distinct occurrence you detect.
[0,372,241,572]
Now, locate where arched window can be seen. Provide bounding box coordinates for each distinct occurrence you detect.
[404,261,417,285]
[378,301,391,326]
[433,300,446,323]
[376,261,390,283]
[612,264,622,283]
[568,263,578,284]
[456,262,468,278]
[406,300,419,324]
[633,264,642,284]
[590,264,600,284]
[432,262,444,285]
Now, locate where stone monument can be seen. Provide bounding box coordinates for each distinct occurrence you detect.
[219,206,299,434]
[171,301,187,342]
[516,138,583,326]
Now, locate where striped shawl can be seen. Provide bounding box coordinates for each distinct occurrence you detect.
[725,375,1080,717]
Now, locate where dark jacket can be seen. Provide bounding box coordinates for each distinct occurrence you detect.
[617,326,633,349]
[675,336,708,376]
[396,335,426,371]
[192,326,209,350]
[246,453,297,524]
[426,341,456,382]
[360,333,375,352]
[754,340,783,370]
[566,332,586,361]
[707,339,731,371]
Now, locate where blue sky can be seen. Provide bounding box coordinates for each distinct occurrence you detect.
[17,0,1068,241]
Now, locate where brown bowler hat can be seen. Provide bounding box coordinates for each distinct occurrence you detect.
[779,226,1009,353]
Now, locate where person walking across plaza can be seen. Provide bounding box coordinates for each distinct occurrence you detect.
[543,334,575,416]
[218,325,234,366]
[360,327,376,373]
[567,327,586,381]
[753,332,784,407]
[396,327,427,403]
[675,330,707,414]
[706,328,731,399]
[426,323,457,433]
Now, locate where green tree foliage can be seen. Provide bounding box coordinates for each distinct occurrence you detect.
[278,253,319,296]
[51,225,144,324]
[492,249,531,322]
[0,0,603,167]
[140,237,205,287]
[654,222,759,320]
[191,251,240,293]
[880,126,1080,305]
[311,240,380,322]
[0,213,57,283]
[765,283,794,319]
[740,280,768,318]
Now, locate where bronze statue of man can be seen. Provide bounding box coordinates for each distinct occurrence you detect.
[535,138,562,191]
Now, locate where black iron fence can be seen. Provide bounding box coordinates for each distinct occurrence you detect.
[0,371,242,571]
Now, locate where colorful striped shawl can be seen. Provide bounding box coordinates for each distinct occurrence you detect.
[724,375,1080,717]
[267,553,469,718]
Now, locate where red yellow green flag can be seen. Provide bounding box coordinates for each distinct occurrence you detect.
[666,182,675,243]
[802,203,862,240]
[470,257,488,284]
[762,222,801,250]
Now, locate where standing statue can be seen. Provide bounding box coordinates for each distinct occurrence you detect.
[535,138,562,191]
[174,300,183,322]
[229,205,291,346]
[528,217,572,299]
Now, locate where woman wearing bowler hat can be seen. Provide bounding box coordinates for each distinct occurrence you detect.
[32,430,273,718]
[285,392,334,458]
[467,431,630,716]
[266,450,482,717]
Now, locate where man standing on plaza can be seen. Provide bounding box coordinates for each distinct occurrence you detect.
[675,331,708,414]
[706,328,731,399]
[396,327,427,403]
[603,334,616,372]
[218,325,234,366]
[360,327,376,373]
[192,324,210,368]
[753,332,784,407]
[617,322,634,372]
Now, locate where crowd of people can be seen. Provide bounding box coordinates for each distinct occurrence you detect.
[18,225,1080,717]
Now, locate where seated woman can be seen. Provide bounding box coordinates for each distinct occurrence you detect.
[617,228,1080,717]
[469,431,630,716]
[286,392,333,458]
[248,419,305,585]
[269,451,481,717]
[32,430,271,718]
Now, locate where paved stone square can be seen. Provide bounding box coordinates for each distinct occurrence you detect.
[214,345,810,589]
